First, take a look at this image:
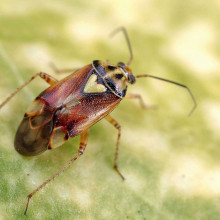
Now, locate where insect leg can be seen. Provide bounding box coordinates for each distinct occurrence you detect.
[105,115,124,181]
[24,129,89,215]
[49,62,79,74]
[0,72,58,110]
[125,93,156,110]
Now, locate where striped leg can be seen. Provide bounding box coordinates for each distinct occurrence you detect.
[0,72,58,110]
[125,93,156,110]
[24,129,89,215]
[105,115,124,181]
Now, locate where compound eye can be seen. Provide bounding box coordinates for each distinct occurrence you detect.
[117,62,125,68]
[128,74,136,84]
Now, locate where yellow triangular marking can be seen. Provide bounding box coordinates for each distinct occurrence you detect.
[84,74,106,93]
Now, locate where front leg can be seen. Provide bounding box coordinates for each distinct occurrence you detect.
[125,93,156,110]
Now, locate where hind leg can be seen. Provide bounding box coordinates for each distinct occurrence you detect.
[0,72,58,110]
[24,129,89,215]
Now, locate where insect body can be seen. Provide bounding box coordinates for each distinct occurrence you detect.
[0,28,196,215]
[15,60,134,155]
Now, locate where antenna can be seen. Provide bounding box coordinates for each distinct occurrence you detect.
[136,74,197,116]
[110,27,133,66]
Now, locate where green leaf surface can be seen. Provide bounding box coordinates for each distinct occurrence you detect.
[0,1,220,219]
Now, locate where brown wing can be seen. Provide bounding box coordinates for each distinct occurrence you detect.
[55,92,121,137]
[14,66,92,156]
[39,63,122,138]
[15,64,122,154]
[14,100,55,156]
[38,64,93,110]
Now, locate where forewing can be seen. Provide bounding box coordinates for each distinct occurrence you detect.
[39,64,92,110]
[56,92,121,137]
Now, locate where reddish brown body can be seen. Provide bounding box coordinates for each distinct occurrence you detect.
[14,61,129,156]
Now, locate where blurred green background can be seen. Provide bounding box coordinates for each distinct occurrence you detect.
[0,0,220,219]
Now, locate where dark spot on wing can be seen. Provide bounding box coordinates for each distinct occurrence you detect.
[64,133,69,140]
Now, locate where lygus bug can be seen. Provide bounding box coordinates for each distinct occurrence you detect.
[0,27,196,215]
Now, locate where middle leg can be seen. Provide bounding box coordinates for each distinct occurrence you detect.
[125,93,156,110]
[105,115,124,180]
